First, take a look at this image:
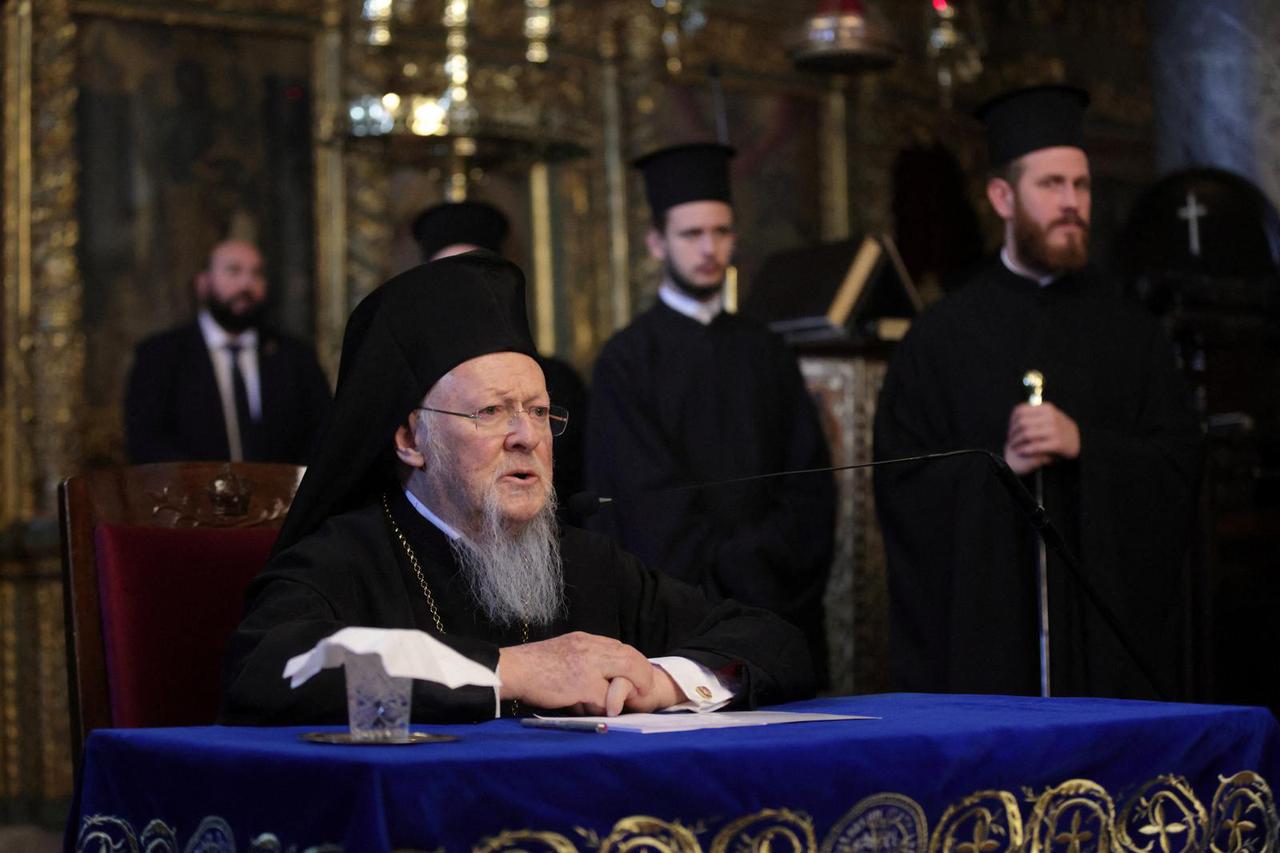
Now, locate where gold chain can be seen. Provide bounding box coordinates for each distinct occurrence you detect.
[384,494,447,634]
[381,493,530,646]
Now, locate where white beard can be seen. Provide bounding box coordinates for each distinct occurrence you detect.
[421,425,565,627]
[449,486,565,627]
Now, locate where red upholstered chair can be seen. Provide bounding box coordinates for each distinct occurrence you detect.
[59,462,303,762]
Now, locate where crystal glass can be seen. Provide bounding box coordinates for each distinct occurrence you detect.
[344,653,413,742]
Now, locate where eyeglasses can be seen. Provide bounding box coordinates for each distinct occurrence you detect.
[417,403,570,437]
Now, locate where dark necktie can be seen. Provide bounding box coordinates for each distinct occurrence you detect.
[225,343,261,461]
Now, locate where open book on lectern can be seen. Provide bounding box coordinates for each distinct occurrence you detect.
[742,234,923,345]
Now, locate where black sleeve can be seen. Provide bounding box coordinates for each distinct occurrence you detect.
[220,521,500,726]
[564,530,816,709]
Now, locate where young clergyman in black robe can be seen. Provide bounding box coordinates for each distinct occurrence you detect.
[585,144,836,684]
[874,86,1202,699]
[220,252,812,725]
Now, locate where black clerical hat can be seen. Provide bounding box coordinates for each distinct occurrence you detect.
[411,200,510,261]
[274,252,538,554]
[976,84,1090,167]
[634,143,735,221]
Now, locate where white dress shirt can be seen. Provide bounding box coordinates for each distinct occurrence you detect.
[403,488,737,717]
[197,310,262,461]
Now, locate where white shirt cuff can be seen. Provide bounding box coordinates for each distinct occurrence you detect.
[492,662,502,719]
[650,656,738,712]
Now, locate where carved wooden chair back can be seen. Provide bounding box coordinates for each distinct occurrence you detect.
[59,462,303,762]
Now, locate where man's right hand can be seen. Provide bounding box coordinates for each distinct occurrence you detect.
[497,631,658,716]
[1004,401,1079,474]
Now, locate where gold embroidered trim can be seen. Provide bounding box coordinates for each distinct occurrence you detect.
[821,792,928,853]
[710,809,816,853]
[931,789,1023,853]
[74,764,1280,852]
[476,829,579,853]
[600,815,702,853]
[1116,774,1207,852]
[1209,771,1279,853]
[1025,779,1113,853]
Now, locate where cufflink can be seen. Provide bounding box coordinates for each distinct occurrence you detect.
[696,685,713,700]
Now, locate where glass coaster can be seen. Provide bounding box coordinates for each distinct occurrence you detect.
[301,731,458,745]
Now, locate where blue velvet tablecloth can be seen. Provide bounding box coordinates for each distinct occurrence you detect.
[70,693,1280,853]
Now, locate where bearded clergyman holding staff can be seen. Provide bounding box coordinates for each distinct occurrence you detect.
[221,252,812,723]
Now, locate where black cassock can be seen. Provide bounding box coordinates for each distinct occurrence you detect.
[220,490,813,724]
[586,303,835,680]
[874,261,1202,699]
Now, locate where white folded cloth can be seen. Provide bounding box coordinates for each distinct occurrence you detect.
[282,627,502,690]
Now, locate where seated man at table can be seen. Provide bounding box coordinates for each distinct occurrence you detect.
[221,252,813,725]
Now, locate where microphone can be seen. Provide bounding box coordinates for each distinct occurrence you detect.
[568,447,1167,699]
[566,490,611,520]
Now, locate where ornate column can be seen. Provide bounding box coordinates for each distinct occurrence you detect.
[3,0,83,521]
[2,0,81,813]
[312,0,348,377]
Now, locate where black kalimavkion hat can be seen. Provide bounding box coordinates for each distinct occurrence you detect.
[976,84,1090,167]
[411,200,510,261]
[273,251,538,554]
[634,142,736,221]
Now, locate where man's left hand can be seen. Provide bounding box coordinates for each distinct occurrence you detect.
[1005,402,1081,463]
[600,667,686,715]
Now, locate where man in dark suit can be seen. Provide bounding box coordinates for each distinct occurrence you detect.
[124,239,332,464]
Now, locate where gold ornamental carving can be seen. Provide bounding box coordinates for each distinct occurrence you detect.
[4,0,84,521]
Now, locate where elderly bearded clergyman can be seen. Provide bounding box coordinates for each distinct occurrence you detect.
[220,252,812,723]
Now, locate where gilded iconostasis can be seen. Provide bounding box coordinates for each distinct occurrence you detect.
[8,0,1280,827]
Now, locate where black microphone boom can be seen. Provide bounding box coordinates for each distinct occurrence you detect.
[570,448,1166,700]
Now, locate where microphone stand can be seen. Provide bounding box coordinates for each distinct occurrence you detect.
[645,447,1166,700]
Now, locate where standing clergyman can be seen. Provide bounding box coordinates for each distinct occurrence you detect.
[874,85,1202,699]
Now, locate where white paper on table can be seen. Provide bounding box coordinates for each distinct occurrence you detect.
[282,627,501,690]
[536,710,876,734]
